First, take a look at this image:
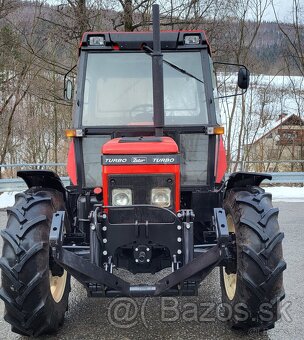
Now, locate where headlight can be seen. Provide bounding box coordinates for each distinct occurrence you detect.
[151,188,171,208]
[112,189,132,206]
[88,35,105,46]
[184,35,200,45]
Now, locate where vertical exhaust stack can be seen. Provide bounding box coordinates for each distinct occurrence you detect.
[152,4,164,137]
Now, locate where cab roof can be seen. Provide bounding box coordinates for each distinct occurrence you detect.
[80,30,210,53]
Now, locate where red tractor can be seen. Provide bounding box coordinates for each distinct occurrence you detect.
[1,5,285,336]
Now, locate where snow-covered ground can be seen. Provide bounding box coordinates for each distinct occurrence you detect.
[266,186,304,202]
[0,187,303,210]
[0,192,20,209]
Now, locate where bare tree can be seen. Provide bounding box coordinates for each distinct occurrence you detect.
[0,3,72,177]
[107,0,220,32]
[0,29,38,177]
[272,0,304,169]
[272,0,304,76]
[0,0,19,19]
[217,0,271,171]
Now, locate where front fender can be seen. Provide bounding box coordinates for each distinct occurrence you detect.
[17,170,66,197]
[225,171,272,192]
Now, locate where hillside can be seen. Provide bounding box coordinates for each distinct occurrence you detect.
[1,1,301,75]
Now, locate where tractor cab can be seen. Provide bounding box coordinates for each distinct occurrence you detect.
[67,30,226,195]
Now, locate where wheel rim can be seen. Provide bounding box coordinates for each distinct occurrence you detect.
[49,270,67,303]
[223,214,237,300]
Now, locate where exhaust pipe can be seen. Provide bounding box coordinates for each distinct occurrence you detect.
[152,4,164,137]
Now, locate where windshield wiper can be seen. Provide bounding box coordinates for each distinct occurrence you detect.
[143,45,204,85]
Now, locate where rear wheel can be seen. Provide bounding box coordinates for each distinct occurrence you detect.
[0,188,71,336]
[220,186,286,330]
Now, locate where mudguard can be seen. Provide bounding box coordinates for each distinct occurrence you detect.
[17,170,66,197]
[225,171,272,191]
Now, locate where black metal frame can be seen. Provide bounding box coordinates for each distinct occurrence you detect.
[50,206,230,297]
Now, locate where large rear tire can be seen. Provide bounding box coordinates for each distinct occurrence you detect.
[0,188,71,336]
[220,186,286,330]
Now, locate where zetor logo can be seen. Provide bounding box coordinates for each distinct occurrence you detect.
[131,157,147,163]
[105,158,127,163]
[153,157,175,163]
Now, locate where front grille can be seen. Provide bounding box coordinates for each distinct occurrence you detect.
[108,173,175,209]
[107,205,177,224]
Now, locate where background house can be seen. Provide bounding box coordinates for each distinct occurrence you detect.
[245,114,304,172]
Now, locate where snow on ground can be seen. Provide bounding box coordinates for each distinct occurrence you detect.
[0,192,20,209]
[265,186,304,202]
[0,187,303,209]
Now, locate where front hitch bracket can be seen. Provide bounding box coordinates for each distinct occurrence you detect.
[50,211,65,257]
[49,207,231,297]
[214,208,229,246]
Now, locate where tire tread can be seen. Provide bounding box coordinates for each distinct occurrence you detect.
[221,186,285,330]
[1,188,70,336]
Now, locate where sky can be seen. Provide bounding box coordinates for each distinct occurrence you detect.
[264,0,296,22]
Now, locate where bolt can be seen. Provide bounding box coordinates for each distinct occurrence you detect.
[146,247,150,252]
[91,225,96,230]
[177,237,182,242]
[177,249,182,254]
[135,259,139,263]
[147,259,150,263]
[177,225,182,230]
[186,223,191,229]
[177,213,182,218]
[102,226,107,231]
[138,251,146,263]
[103,238,107,243]
[135,248,139,252]
[103,250,108,256]
[102,214,107,219]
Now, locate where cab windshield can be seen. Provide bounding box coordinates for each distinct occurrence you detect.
[82,51,208,126]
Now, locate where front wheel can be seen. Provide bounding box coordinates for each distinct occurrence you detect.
[0,188,71,336]
[220,186,286,330]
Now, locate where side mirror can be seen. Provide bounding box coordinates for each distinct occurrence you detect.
[238,67,250,90]
[213,61,250,99]
[64,79,73,101]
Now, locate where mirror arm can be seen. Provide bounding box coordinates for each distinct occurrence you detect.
[213,61,249,71]
[64,64,77,83]
[64,65,77,100]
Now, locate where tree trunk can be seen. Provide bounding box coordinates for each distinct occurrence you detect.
[124,0,133,31]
